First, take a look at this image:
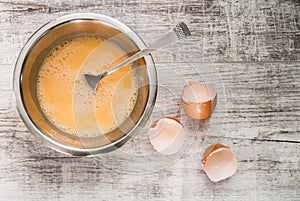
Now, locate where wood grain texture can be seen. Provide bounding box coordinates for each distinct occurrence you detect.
[0,0,300,200]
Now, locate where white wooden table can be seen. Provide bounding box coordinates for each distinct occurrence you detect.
[0,0,299,200]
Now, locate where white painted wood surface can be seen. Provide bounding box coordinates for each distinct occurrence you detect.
[0,0,300,200]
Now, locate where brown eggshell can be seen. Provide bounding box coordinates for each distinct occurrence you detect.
[148,117,186,155]
[181,81,217,120]
[202,144,238,182]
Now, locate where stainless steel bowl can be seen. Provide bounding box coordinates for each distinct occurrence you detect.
[13,13,157,156]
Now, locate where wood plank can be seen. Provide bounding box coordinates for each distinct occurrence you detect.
[0,138,298,200]
[0,0,300,65]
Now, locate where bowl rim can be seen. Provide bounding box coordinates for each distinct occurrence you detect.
[13,13,157,156]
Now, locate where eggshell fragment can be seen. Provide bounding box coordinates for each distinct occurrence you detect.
[148,117,185,155]
[202,144,238,182]
[181,81,217,120]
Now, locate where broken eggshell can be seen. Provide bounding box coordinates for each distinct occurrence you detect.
[181,81,217,120]
[148,117,186,155]
[202,144,238,182]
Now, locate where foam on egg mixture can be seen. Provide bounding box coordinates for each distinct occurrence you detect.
[37,36,138,137]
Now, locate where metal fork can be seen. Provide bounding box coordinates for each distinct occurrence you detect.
[84,22,191,92]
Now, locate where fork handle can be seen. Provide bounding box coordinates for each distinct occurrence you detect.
[105,29,180,76]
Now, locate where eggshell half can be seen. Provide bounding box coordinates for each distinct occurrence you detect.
[202,144,238,182]
[148,117,185,155]
[181,81,217,120]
